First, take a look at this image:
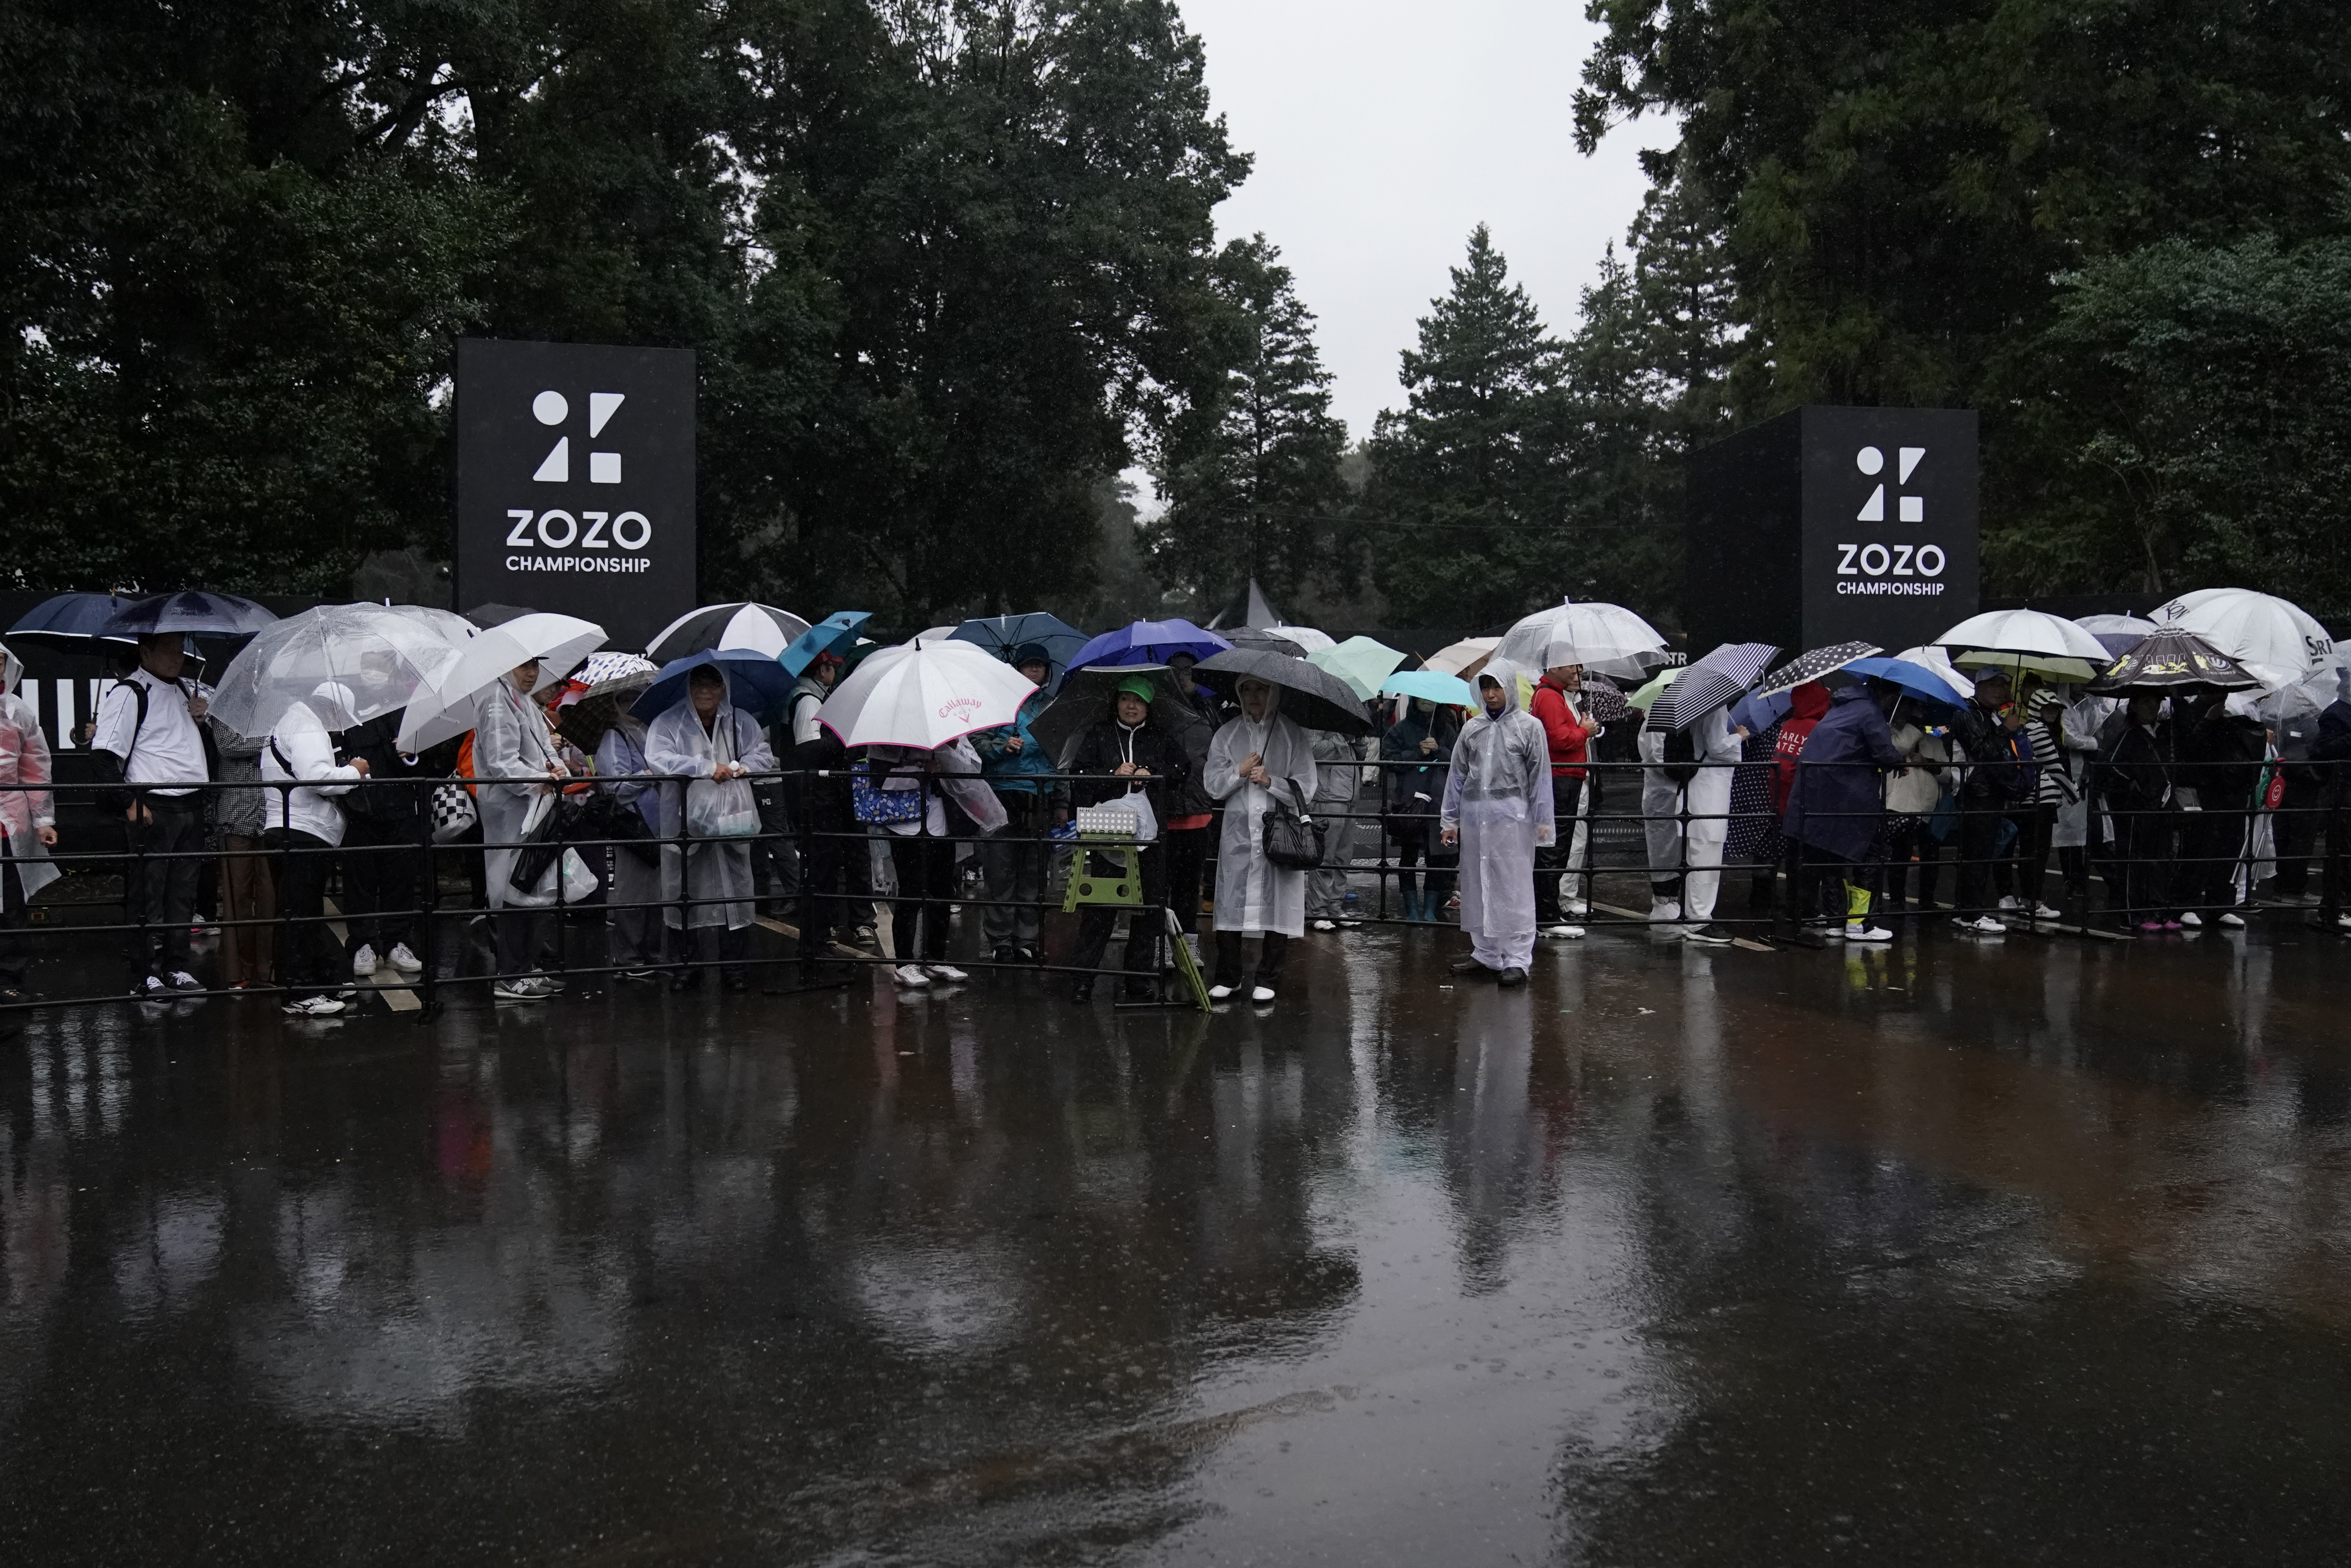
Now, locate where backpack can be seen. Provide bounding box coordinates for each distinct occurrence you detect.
[1659,726,1699,786]
[92,674,219,809]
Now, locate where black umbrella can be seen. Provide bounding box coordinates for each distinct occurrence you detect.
[1647,642,1779,732]
[2087,629,2262,694]
[1223,627,1309,658]
[1190,648,1371,736]
[1753,640,1880,700]
[1030,664,1187,764]
[1581,674,1630,725]
[99,590,277,639]
[463,602,534,630]
[644,601,812,663]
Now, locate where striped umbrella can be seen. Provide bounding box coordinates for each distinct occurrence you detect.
[1754,640,1881,700]
[1647,642,1780,732]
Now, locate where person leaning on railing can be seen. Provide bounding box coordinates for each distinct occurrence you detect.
[0,642,59,1005]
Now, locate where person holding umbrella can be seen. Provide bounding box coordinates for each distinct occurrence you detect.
[1202,676,1320,1002]
[1947,669,2027,932]
[1782,677,1909,943]
[1441,664,1554,985]
[2103,691,2181,931]
[1066,674,1187,1001]
[260,683,368,1014]
[0,643,59,1003]
[475,657,574,999]
[1527,660,1594,934]
[1381,693,1459,923]
[1156,654,1220,947]
[91,632,217,994]
[973,642,1059,964]
[646,665,775,990]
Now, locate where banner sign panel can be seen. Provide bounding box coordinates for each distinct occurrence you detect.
[1799,407,1978,654]
[455,339,695,651]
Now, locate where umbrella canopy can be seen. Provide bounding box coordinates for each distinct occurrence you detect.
[1307,635,1410,701]
[1426,636,1500,679]
[630,649,802,724]
[207,603,466,740]
[1270,624,1335,654]
[462,603,534,630]
[1626,666,1684,713]
[6,592,149,655]
[1031,663,1189,763]
[100,590,277,639]
[2152,587,2332,690]
[1581,674,1630,725]
[1891,645,1977,702]
[572,650,660,701]
[391,606,479,646]
[779,611,873,680]
[1729,687,1792,734]
[1845,655,1972,707]
[949,612,1087,673]
[1190,648,1372,736]
[1647,642,1779,732]
[553,653,658,751]
[1064,618,1231,673]
[645,602,812,664]
[398,613,605,752]
[1935,609,2105,681]
[1496,601,1671,681]
[2076,613,2160,659]
[1756,640,1882,699]
[1381,669,1478,708]
[1223,627,1310,658]
[2087,629,2263,694]
[818,639,1042,750]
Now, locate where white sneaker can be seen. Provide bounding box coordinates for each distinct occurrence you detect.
[1846,924,1893,943]
[1542,924,1585,940]
[139,974,170,998]
[1249,984,1276,1003]
[1207,983,1236,1000]
[1997,895,2023,912]
[893,964,931,987]
[1564,898,1589,917]
[2218,911,2247,929]
[352,944,377,977]
[1650,900,1681,926]
[2179,910,2204,928]
[168,971,204,992]
[2032,902,2062,920]
[1956,915,2005,934]
[492,976,551,1000]
[282,994,346,1016]
[386,942,424,973]
[1311,919,1338,932]
[926,963,968,982]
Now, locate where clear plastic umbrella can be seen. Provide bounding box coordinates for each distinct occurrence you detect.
[2152,587,2332,690]
[397,613,606,752]
[818,639,1042,750]
[1496,600,1671,680]
[207,604,466,741]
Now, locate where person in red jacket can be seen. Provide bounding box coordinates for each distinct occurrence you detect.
[1770,681,1833,924]
[1527,661,1593,936]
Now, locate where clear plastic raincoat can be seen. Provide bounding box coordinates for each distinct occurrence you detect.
[645,681,776,931]
[1441,661,1555,970]
[1203,690,1319,937]
[0,644,58,901]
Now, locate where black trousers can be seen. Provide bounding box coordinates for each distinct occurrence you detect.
[129,798,204,981]
[2009,803,2054,906]
[2180,806,2249,912]
[1163,825,1210,935]
[671,920,750,978]
[890,834,957,963]
[340,811,421,952]
[264,827,343,995]
[2274,773,2318,895]
[798,824,845,955]
[1074,845,1168,982]
[1953,799,2007,915]
[495,908,552,978]
[2120,810,2178,923]
[0,849,28,987]
[1533,775,1584,922]
[1212,929,1288,988]
[1388,819,1456,900]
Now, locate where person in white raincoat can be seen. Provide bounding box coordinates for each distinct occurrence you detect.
[474,659,571,1000]
[260,682,367,1013]
[1202,676,1319,1002]
[646,665,775,991]
[0,642,58,1002]
[1440,663,1553,984]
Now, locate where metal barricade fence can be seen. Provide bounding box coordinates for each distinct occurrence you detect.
[0,750,2343,1013]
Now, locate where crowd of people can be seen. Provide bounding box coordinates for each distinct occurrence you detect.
[2,618,2347,1017]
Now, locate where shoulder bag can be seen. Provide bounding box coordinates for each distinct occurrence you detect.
[1260,775,1326,871]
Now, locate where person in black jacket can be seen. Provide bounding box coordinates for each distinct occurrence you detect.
[1381,698,1458,921]
[1156,655,1219,945]
[2174,690,2265,928]
[1066,676,1188,1001]
[1947,669,2028,929]
[2103,691,2180,930]
[786,650,857,972]
[337,709,431,978]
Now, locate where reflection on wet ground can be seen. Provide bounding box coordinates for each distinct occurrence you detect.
[6,920,2351,1563]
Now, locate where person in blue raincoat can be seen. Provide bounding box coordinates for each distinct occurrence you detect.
[1783,678,1908,942]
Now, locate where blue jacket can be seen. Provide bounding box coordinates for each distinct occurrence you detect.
[1784,686,1905,862]
[973,687,1056,794]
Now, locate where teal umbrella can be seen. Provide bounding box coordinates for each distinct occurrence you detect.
[1306,635,1409,701]
[1381,669,1476,707]
[779,611,872,679]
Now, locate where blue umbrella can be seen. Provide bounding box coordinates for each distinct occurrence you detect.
[631,649,802,723]
[1729,688,1793,734]
[949,612,1087,672]
[9,591,149,653]
[778,611,873,680]
[100,590,277,639]
[1846,655,1970,707]
[1381,669,1477,707]
[1064,618,1231,674]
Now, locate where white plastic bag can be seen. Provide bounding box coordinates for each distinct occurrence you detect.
[686,774,760,838]
[559,848,597,906]
[1122,783,1159,843]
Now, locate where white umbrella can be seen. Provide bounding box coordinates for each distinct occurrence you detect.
[1496,600,1671,680]
[819,639,1042,750]
[1934,608,2107,681]
[397,612,605,752]
[208,604,466,741]
[2153,587,2332,690]
[1892,645,1978,702]
[1426,636,1499,679]
[1271,623,1336,654]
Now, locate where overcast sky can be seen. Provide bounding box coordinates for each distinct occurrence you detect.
[1180,0,1663,445]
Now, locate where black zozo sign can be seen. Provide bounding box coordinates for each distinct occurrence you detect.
[454,339,695,651]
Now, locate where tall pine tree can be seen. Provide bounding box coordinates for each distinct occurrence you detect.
[1147,236,1351,613]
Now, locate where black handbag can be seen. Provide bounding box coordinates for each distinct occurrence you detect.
[508,794,585,893]
[1260,776,1326,870]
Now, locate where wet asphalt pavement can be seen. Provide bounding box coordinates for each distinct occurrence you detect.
[5,911,2351,1565]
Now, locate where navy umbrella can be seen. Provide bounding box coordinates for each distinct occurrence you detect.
[8,591,147,654]
[99,590,277,639]
[630,649,803,724]
[1063,618,1231,674]
[1753,640,1881,700]
[1646,642,1779,732]
[949,612,1087,673]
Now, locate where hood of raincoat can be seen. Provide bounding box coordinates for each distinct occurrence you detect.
[1471,660,1527,716]
[0,641,21,698]
[1788,681,1831,724]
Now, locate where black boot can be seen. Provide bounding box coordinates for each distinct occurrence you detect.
[1071,975,1095,1003]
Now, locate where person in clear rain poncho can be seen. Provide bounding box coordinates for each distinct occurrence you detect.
[1202,675,1319,1003]
[646,665,776,991]
[1441,663,1554,986]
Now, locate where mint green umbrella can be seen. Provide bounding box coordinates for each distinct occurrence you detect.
[1306,635,1409,701]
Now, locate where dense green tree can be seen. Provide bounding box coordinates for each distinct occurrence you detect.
[1145,235,1352,612]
